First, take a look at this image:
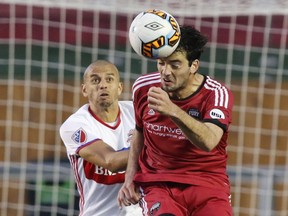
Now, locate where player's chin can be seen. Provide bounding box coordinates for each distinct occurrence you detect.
[99,101,112,108]
[161,84,175,92]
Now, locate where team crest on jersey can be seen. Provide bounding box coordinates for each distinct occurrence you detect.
[72,128,87,144]
[148,109,155,115]
[210,108,225,119]
[188,108,201,119]
[127,129,134,143]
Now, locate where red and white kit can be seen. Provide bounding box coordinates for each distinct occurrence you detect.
[60,101,140,216]
[132,72,234,215]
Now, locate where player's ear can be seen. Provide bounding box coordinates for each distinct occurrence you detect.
[82,83,88,97]
[118,82,123,96]
[190,59,199,74]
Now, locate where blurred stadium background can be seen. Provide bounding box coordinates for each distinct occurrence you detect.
[0,0,287,215]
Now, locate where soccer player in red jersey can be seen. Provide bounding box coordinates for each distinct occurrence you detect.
[118,26,234,216]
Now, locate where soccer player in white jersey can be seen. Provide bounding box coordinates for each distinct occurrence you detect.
[60,60,142,216]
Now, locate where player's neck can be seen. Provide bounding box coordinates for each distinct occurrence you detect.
[98,111,118,122]
[191,73,204,92]
[89,103,119,122]
[170,73,204,99]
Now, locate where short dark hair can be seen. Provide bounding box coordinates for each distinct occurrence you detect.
[176,26,208,66]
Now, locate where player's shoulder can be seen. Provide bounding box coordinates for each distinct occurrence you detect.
[202,76,234,108]
[60,104,89,127]
[70,104,90,118]
[118,100,133,109]
[119,100,134,113]
[204,76,232,93]
[132,72,161,97]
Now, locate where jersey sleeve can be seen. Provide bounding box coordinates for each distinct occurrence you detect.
[59,115,100,155]
[202,85,234,131]
[132,75,147,131]
[132,72,161,131]
[132,83,145,131]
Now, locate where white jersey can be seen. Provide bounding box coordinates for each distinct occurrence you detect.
[59,101,142,216]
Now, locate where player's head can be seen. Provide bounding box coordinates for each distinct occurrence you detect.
[82,60,123,108]
[176,25,208,67]
[156,26,208,98]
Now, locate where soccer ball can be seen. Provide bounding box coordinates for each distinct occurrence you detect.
[129,9,181,59]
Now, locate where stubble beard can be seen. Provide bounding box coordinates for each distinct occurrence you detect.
[99,100,112,109]
[161,84,177,93]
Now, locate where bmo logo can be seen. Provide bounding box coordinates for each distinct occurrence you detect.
[95,166,125,176]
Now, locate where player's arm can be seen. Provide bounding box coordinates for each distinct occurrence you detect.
[170,110,223,151]
[118,129,143,207]
[147,86,223,151]
[78,140,129,173]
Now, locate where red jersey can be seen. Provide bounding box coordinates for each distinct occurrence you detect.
[132,72,234,192]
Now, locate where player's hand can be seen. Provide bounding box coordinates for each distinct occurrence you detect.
[147,86,178,116]
[117,180,141,208]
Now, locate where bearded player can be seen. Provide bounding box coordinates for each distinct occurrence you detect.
[118,26,234,216]
[60,60,141,215]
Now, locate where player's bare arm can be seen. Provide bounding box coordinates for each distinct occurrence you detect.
[118,129,143,208]
[147,86,223,151]
[78,140,129,173]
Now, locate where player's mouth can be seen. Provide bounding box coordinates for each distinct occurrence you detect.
[99,92,109,98]
[162,78,173,86]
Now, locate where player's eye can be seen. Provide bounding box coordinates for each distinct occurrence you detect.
[157,61,165,66]
[106,77,114,83]
[91,78,100,84]
[171,64,180,69]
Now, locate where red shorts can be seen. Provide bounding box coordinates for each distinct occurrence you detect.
[138,182,233,216]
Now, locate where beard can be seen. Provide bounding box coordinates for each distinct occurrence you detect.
[161,83,178,92]
[90,94,113,109]
[98,100,112,108]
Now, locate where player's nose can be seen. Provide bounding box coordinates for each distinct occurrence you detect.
[99,80,108,89]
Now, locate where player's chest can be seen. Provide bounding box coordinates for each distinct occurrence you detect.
[92,122,134,150]
[142,101,204,123]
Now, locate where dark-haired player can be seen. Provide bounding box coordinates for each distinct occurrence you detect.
[118,26,234,216]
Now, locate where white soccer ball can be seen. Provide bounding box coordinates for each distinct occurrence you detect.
[129,9,181,59]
